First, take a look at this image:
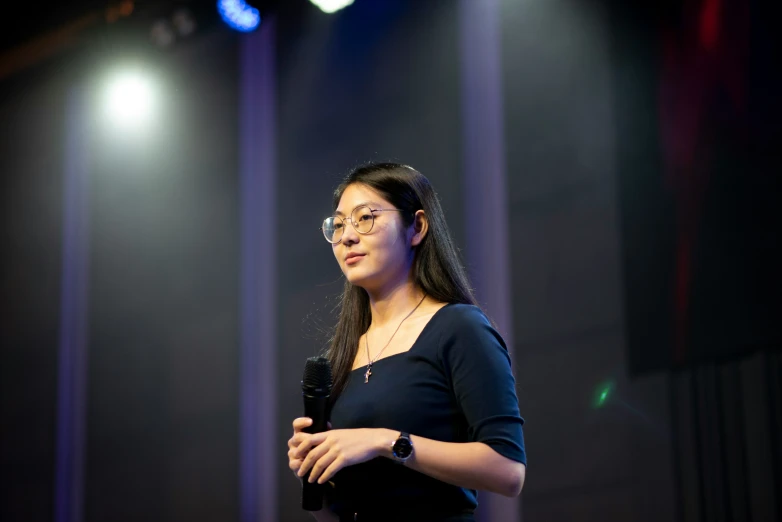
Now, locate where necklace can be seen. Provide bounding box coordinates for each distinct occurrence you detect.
[364,294,427,383]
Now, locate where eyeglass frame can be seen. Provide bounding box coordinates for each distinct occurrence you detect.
[320,204,407,244]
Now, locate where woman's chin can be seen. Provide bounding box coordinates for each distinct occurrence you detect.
[343,269,375,289]
[345,273,368,287]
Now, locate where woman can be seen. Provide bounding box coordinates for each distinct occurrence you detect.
[287,163,526,522]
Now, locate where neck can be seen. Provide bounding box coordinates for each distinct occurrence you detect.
[366,279,426,329]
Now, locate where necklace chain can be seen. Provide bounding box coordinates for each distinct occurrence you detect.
[364,294,427,383]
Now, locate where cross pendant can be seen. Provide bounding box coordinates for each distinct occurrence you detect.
[364,366,372,383]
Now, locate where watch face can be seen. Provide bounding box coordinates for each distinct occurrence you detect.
[393,436,413,459]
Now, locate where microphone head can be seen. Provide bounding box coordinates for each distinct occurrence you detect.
[302,356,333,397]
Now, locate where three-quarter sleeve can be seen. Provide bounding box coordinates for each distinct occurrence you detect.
[439,305,527,465]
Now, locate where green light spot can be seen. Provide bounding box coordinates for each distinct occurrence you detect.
[592,380,615,409]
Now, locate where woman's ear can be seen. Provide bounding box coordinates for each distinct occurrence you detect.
[410,210,428,247]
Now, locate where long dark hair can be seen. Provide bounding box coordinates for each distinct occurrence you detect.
[326,162,478,402]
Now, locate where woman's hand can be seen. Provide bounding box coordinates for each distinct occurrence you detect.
[287,418,313,480]
[287,418,333,480]
[292,427,390,485]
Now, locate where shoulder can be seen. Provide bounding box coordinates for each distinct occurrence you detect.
[434,303,509,356]
[433,302,487,322]
[434,303,495,333]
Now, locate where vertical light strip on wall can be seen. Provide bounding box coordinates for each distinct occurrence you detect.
[458,1,520,521]
[55,86,90,522]
[239,19,278,522]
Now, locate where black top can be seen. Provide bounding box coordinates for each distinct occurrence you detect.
[328,304,526,522]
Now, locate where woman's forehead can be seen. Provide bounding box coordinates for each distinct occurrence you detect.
[335,184,390,215]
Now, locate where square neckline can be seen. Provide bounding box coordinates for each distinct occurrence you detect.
[350,302,458,373]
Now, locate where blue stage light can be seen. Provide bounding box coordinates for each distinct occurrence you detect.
[217,0,261,32]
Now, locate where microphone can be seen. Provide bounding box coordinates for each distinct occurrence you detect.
[301,356,333,511]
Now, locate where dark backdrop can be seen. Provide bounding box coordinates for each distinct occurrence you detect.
[1,24,243,522]
[1,1,779,521]
[613,1,781,375]
[0,57,67,522]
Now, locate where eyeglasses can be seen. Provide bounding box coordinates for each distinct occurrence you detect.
[321,204,405,244]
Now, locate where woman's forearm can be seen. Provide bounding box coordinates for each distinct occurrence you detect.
[373,429,525,497]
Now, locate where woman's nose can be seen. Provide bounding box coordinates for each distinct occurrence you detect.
[341,220,360,245]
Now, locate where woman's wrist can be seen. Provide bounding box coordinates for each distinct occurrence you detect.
[372,428,398,459]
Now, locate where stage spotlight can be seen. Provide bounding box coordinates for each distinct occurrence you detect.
[217,0,261,32]
[104,71,156,128]
[308,0,355,14]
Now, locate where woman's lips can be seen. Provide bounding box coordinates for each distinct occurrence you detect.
[345,253,366,266]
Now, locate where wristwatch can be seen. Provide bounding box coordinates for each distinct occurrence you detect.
[391,432,414,463]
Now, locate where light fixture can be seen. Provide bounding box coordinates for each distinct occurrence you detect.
[217,0,261,32]
[308,0,355,14]
[103,70,156,128]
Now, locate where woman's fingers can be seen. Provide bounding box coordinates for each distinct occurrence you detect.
[288,431,309,449]
[317,453,346,484]
[292,417,312,432]
[289,418,329,450]
[289,457,303,472]
[308,448,339,484]
[298,438,330,478]
[288,418,319,482]
[295,437,316,459]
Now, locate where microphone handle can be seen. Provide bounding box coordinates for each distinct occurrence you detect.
[301,394,330,511]
[303,394,330,433]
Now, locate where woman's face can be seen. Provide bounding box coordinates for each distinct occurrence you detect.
[331,183,414,293]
